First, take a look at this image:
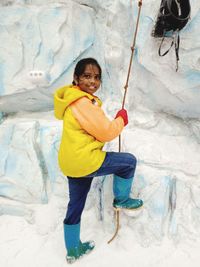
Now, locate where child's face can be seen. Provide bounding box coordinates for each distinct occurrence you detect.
[75,64,101,95]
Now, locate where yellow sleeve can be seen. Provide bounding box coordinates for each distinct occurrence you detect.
[70,97,124,142]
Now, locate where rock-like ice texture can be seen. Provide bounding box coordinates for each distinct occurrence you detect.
[0,0,200,117]
[0,113,63,203]
[0,0,95,112]
[0,0,200,267]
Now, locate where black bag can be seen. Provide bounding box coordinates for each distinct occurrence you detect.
[152,0,191,71]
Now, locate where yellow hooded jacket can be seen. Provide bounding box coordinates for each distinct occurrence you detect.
[54,85,124,177]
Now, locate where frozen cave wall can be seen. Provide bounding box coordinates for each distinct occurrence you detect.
[0,0,200,247]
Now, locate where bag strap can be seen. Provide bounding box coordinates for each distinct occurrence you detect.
[158,36,174,57]
[158,31,180,71]
[174,31,180,71]
[175,0,181,16]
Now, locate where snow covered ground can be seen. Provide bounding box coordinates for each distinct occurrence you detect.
[1,201,200,267]
[0,0,200,266]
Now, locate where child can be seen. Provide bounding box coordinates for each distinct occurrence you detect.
[54,58,143,263]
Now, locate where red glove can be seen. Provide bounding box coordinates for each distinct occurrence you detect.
[115,109,128,126]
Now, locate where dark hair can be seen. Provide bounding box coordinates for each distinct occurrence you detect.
[72,58,102,85]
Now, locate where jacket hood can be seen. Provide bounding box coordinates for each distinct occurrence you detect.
[54,85,95,120]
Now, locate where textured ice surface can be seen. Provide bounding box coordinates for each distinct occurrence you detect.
[0,0,200,267]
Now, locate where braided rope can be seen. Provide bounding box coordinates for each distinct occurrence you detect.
[108,0,143,244]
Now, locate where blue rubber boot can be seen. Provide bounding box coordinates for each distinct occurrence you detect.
[64,223,95,264]
[113,175,143,210]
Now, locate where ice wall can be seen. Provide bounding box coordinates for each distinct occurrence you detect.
[0,0,200,253]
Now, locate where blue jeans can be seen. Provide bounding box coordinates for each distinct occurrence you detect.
[64,152,137,225]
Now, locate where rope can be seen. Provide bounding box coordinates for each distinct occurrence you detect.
[108,0,143,244]
[107,210,120,244]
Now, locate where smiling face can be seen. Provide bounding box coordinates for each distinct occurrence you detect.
[74,64,101,95]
